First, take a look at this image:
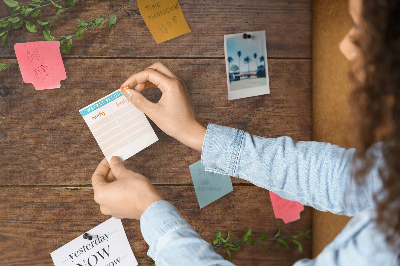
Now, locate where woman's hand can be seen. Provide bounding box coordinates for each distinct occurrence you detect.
[91,157,163,220]
[120,61,206,152]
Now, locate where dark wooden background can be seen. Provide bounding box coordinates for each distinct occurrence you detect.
[0,0,312,265]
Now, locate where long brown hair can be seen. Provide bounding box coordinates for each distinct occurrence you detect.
[350,0,400,250]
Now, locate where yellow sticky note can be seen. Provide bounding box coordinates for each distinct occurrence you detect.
[137,0,191,44]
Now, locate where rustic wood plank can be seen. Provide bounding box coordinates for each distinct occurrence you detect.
[0,186,312,265]
[0,0,311,59]
[0,58,311,185]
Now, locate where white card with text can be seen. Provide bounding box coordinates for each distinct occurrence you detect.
[79,89,158,162]
[51,218,138,266]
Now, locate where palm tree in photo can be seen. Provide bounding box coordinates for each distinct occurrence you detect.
[260,55,266,76]
[227,56,233,74]
[253,53,258,74]
[244,56,251,78]
[237,51,242,77]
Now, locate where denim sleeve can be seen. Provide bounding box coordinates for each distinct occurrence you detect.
[201,124,383,216]
[140,200,235,266]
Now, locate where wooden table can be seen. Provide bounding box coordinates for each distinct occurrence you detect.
[0,0,312,265]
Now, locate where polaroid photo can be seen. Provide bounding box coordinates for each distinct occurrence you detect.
[224,30,270,100]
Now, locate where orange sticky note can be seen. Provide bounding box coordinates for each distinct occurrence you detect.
[269,191,304,224]
[14,41,67,90]
[137,0,191,44]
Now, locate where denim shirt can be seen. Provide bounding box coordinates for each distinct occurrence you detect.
[140,124,399,265]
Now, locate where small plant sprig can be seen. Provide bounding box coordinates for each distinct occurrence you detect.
[212,227,312,261]
[0,0,135,71]
[137,227,312,265]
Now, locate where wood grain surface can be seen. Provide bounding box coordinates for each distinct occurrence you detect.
[0,187,312,265]
[0,59,311,185]
[0,0,311,59]
[0,0,312,265]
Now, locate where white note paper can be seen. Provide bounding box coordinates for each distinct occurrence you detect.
[51,218,138,266]
[79,90,158,162]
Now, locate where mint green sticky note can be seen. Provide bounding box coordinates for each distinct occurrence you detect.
[189,160,233,209]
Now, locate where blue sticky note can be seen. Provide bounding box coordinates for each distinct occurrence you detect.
[189,161,233,208]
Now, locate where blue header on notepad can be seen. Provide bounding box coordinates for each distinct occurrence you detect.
[80,90,123,117]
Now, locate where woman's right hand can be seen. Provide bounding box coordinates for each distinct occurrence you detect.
[120,61,206,152]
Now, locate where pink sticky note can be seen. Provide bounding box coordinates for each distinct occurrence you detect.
[14,41,67,90]
[269,191,304,223]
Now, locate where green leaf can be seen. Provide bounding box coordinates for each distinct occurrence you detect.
[108,15,117,28]
[225,231,230,243]
[274,228,281,238]
[37,20,50,26]
[11,5,20,13]
[25,21,37,33]
[61,38,72,54]
[292,240,303,253]
[3,0,19,8]
[151,263,155,266]
[91,18,104,27]
[257,242,268,253]
[62,35,72,39]
[50,0,63,9]
[257,231,269,241]
[12,20,24,29]
[65,0,76,8]
[305,229,312,239]
[8,17,20,23]
[0,62,10,71]
[43,26,55,41]
[212,232,221,245]
[55,8,64,19]
[75,26,86,37]
[31,9,40,18]
[243,228,252,240]
[226,249,231,261]
[225,243,241,251]
[33,0,41,3]
[1,32,8,46]
[0,21,10,28]
[0,31,5,37]
[23,7,34,17]
[78,19,88,27]
[109,0,113,4]
[277,239,289,250]
[245,238,254,246]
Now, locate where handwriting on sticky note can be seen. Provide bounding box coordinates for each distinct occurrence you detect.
[137,0,191,44]
[51,218,138,266]
[189,161,233,209]
[14,41,67,90]
[79,90,158,162]
[269,191,304,224]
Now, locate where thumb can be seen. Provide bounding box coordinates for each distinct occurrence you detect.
[123,89,155,115]
[109,156,128,178]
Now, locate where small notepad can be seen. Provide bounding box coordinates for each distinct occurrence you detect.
[79,90,158,162]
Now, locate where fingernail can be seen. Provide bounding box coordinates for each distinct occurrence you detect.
[120,85,130,92]
[124,89,134,100]
[110,156,122,165]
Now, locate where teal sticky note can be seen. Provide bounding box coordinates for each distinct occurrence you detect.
[189,161,233,209]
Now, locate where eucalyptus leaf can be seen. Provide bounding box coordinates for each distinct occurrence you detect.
[75,26,85,37]
[274,228,281,238]
[65,0,76,8]
[225,231,230,243]
[29,3,40,8]
[277,239,289,250]
[31,9,40,18]
[0,21,10,28]
[11,5,20,13]
[257,231,269,241]
[243,228,252,241]
[212,232,221,245]
[0,62,10,71]
[3,0,19,8]
[37,20,50,26]
[32,0,41,2]
[24,7,34,17]
[8,17,20,23]
[43,26,55,41]
[226,249,231,261]
[108,15,117,28]
[13,20,24,29]
[26,21,37,33]
[55,9,64,19]
[50,0,63,9]
[1,32,8,46]
[78,19,88,27]
[91,18,104,27]
[245,238,254,246]
[257,242,268,253]
[61,38,72,54]
[0,31,5,36]
[292,240,303,253]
